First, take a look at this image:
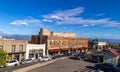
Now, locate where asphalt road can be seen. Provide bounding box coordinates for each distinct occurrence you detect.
[27,58,95,72]
[0,61,38,72]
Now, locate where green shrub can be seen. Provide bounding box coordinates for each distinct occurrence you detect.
[0,49,8,67]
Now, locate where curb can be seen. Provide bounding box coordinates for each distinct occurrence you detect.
[13,57,67,72]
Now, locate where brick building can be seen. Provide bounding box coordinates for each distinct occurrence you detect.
[0,39,27,62]
[31,28,88,55]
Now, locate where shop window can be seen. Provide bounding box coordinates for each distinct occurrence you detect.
[50,41,52,45]
[19,45,23,52]
[0,45,3,50]
[12,45,16,52]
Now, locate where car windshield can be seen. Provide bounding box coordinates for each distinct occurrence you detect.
[112,64,120,69]
[26,59,32,61]
[8,60,16,63]
[44,57,48,58]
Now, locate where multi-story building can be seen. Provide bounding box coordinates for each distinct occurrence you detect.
[31,28,88,55]
[0,36,46,62]
[0,39,27,62]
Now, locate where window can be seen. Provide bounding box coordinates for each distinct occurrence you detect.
[12,45,16,52]
[0,45,3,49]
[19,45,23,51]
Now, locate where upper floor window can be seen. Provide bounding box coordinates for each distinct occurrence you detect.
[0,45,3,50]
[19,45,23,52]
[12,45,16,52]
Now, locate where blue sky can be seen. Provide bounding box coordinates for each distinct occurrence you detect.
[0,0,120,39]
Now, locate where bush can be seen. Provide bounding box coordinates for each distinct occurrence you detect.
[0,49,8,67]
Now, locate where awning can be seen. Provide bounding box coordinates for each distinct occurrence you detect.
[8,52,25,54]
[78,47,84,50]
[61,48,70,51]
[49,49,61,53]
[78,47,88,50]
[72,48,78,50]
[110,49,120,56]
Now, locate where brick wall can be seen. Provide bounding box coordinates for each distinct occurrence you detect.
[0,40,27,53]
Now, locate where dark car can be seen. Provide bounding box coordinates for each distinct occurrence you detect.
[94,63,120,72]
[69,53,86,60]
[91,54,103,63]
[64,53,72,56]
[52,54,64,59]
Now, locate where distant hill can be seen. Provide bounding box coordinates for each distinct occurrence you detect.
[0,34,31,41]
[99,38,120,43]
[0,33,120,43]
[89,38,120,43]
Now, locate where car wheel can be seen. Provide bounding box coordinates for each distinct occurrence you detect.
[15,64,18,66]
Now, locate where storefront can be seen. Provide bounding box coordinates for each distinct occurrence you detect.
[26,44,45,59]
[48,48,61,55]
[8,52,25,62]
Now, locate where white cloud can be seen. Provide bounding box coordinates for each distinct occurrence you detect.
[43,7,84,20]
[42,7,120,27]
[10,17,42,26]
[42,19,53,22]
[10,20,28,25]
[83,24,89,27]
[13,29,17,31]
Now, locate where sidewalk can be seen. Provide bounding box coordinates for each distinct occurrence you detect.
[13,57,66,72]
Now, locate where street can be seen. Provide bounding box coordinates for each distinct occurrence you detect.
[26,58,95,72]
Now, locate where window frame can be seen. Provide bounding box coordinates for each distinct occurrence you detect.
[12,45,16,52]
[19,45,23,52]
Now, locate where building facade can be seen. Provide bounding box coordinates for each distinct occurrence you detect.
[0,39,27,62]
[46,36,88,55]
[98,42,108,48]
[26,44,45,59]
[31,28,88,55]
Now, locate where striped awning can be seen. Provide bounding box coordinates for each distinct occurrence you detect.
[61,48,70,51]
[49,49,61,53]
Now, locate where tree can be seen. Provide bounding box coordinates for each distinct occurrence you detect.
[88,39,99,49]
[0,49,8,67]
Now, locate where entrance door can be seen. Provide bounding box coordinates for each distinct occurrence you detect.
[14,54,20,61]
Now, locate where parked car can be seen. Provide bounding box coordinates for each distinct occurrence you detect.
[0,65,4,68]
[30,57,36,60]
[91,70,104,72]
[91,54,103,63]
[64,53,72,56]
[7,60,19,66]
[52,54,64,59]
[94,63,120,72]
[69,53,86,60]
[21,59,33,64]
[39,56,51,62]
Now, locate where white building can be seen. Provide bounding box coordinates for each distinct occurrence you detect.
[26,44,45,59]
[98,42,108,50]
[98,42,108,47]
[0,36,2,39]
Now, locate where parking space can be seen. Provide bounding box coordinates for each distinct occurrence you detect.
[0,57,96,72]
[26,58,95,72]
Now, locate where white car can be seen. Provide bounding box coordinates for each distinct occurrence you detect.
[39,56,51,62]
[21,59,33,64]
[31,57,36,60]
[7,60,19,66]
[91,70,104,72]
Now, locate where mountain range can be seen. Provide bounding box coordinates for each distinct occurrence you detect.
[0,33,120,43]
[0,34,31,41]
